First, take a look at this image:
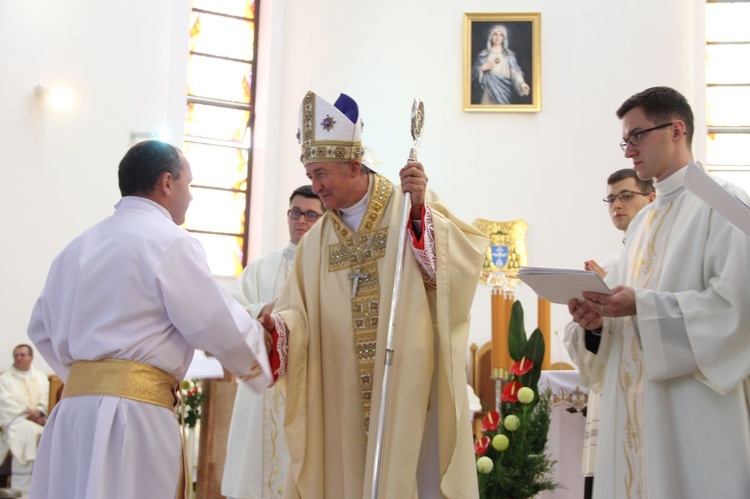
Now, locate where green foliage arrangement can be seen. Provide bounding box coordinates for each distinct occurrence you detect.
[475,301,559,499]
[177,379,205,428]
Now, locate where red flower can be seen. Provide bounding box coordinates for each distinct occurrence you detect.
[482,410,500,432]
[501,381,522,403]
[510,357,534,376]
[474,436,491,456]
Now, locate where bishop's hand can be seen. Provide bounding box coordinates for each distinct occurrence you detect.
[261,312,275,353]
[400,161,427,218]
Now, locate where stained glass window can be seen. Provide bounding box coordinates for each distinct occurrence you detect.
[182,0,258,276]
[192,0,255,19]
[706,1,750,186]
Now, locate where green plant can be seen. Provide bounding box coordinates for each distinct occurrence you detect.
[475,301,558,498]
[177,379,205,428]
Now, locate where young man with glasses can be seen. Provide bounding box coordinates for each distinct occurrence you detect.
[568,86,750,498]
[223,185,323,499]
[584,169,655,278]
[564,168,654,499]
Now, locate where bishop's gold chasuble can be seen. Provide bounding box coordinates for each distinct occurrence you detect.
[277,173,488,499]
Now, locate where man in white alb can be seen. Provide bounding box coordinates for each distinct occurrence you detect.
[27,140,272,499]
[0,345,49,495]
[568,86,750,498]
[563,168,654,498]
[222,185,323,499]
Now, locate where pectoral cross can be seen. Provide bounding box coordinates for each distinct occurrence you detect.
[347,268,369,298]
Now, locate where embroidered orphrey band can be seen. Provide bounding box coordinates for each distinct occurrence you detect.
[328,174,392,435]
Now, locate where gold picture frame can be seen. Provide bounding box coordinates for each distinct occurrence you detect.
[463,13,541,113]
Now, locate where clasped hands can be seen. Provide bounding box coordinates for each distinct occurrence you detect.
[260,312,276,353]
[25,408,46,426]
[568,285,637,330]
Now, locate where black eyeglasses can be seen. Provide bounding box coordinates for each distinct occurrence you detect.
[287,209,322,221]
[619,122,673,151]
[603,190,650,206]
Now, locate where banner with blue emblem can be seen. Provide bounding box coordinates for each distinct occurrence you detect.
[472,218,528,283]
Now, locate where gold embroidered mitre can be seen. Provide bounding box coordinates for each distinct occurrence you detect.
[297,90,366,165]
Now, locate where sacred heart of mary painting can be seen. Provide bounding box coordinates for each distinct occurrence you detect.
[463,12,541,113]
[472,218,528,283]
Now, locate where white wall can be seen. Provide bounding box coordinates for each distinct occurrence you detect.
[0,0,190,372]
[0,0,704,372]
[255,0,706,364]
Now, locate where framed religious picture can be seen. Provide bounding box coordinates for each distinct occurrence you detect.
[463,13,541,112]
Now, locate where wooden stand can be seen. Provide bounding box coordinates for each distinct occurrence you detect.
[195,375,236,499]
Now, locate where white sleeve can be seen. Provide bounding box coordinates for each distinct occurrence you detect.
[27,274,69,380]
[562,320,611,395]
[409,206,437,289]
[0,376,26,426]
[638,212,750,394]
[229,259,266,319]
[157,237,272,392]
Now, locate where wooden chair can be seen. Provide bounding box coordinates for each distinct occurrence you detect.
[469,342,494,440]
[48,375,64,413]
[469,342,495,414]
[195,370,237,498]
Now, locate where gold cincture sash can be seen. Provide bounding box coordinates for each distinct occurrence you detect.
[61,358,187,497]
[62,358,178,409]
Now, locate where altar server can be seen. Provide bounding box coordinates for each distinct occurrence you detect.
[568,86,750,499]
[222,185,323,499]
[27,140,272,499]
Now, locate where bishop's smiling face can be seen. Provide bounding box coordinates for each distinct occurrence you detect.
[305,161,364,211]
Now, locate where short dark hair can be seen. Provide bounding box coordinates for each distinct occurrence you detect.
[616,86,694,148]
[118,140,184,197]
[13,344,33,357]
[289,185,322,206]
[607,168,655,194]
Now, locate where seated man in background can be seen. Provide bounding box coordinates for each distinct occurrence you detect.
[0,344,49,495]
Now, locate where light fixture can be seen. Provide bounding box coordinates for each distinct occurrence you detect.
[34,85,74,111]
